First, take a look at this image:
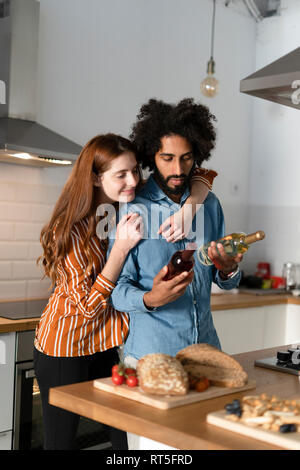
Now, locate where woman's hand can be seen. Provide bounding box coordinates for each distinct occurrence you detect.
[158,207,192,243]
[158,170,216,243]
[102,213,143,285]
[115,212,143,254]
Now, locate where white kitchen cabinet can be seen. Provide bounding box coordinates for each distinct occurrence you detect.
[0,332,16,435]
[263,305,288,349]
[212,307,266,354]
[212,303,300,355]
[285,303,300,345]
[0,431,12,450]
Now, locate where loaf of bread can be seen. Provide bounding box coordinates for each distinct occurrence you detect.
[137,353,189,396]
[176,343,248,388]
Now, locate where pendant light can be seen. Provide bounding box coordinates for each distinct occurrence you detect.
[200,0,219,97]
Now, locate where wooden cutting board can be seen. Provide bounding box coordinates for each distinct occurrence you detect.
[93,377,256,410]
[207,410,300,450]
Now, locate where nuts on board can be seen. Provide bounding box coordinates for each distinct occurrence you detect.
[224,394,300,434]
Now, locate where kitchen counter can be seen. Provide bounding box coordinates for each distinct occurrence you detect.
[211,291,300,311]
[0,316,39,334]
[49,344,300,450]
[1,293,300,334]
[0,298,48,333]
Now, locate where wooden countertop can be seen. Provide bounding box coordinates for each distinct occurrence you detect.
[49,344,300,450]
[1,293,300,334]
[211,292,300,311]
[0,316,39,334]
[0,297,48,333]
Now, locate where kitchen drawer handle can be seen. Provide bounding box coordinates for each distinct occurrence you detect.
[25,369,36,379]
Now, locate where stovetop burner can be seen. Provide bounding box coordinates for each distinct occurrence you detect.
[0,298,48,320]
[255,346,300,376]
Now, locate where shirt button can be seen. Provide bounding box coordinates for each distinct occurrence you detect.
[193,300,197,305]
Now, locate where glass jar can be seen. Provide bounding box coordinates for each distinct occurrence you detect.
[282,262,297,291]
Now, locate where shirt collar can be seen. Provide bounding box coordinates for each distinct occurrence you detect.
[145,174,190,206]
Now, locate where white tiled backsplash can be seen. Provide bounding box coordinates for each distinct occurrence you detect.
[0,164,70,301]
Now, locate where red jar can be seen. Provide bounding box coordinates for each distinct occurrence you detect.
[255,262,271,279]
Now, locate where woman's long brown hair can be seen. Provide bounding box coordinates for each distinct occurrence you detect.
[38,133,139,287]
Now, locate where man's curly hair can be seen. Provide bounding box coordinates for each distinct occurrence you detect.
[130,98,217,171]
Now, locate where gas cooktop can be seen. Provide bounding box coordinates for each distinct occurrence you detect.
[0,298,48,320]
[255,346,300,376]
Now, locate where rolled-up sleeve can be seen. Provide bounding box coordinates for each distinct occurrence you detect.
[214,267,242,290]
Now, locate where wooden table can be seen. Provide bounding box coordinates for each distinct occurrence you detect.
[49,345,300,450]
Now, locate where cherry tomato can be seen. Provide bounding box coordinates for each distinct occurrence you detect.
[126,375,139,387]
[111,373,125,385]
[111,364,120,375]
[195,378,210,392]
[125,367,136,376]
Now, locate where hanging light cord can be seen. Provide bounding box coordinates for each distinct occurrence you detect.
[210,0,216,59]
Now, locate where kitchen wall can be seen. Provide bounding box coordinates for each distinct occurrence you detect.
[0,0,256,300]
[36,0,256,261]
[0,0,71,300]
[245,0,300,276]
[0,163,70,299]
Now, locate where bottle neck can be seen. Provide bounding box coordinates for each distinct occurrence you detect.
[244,231,265,245]
[181,249,195,262]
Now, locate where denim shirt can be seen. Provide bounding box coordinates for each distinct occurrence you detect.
[108,175,241,360]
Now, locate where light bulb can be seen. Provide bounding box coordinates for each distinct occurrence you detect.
[200,74,219,97]
[200,57,219,98]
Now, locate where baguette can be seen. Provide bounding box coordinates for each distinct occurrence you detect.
[176,343,248,388]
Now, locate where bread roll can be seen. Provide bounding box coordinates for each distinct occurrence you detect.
[176,343,248,388]
[137,353,189,396]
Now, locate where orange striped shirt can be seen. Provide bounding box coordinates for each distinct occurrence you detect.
[34,218,129,357]
[191,168,218,190]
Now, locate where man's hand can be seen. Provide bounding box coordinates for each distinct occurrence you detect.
[143,265,194,308]
[207,241,243,278]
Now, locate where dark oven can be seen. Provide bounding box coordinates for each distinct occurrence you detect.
[13,330,112,450]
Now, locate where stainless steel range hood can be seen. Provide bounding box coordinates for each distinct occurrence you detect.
[240,47,300,110]
[0,117,82,167]
[0,0,82,167]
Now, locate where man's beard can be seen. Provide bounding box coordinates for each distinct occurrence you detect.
[153,165,194,196]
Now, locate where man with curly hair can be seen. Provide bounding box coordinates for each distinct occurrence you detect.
[109,98,242,362]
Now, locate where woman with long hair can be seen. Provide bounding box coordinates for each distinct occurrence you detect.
[34,134,143,450]
[34,133,217,450]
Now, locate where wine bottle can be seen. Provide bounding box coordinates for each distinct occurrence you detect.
[197,231,265,266]
[164,249,195,280]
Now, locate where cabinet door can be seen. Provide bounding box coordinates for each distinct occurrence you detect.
[0,431,12,450]
[263,305,287,349]
[285,304,300,345]
[0,332,16,433]
[212,307,265,354]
